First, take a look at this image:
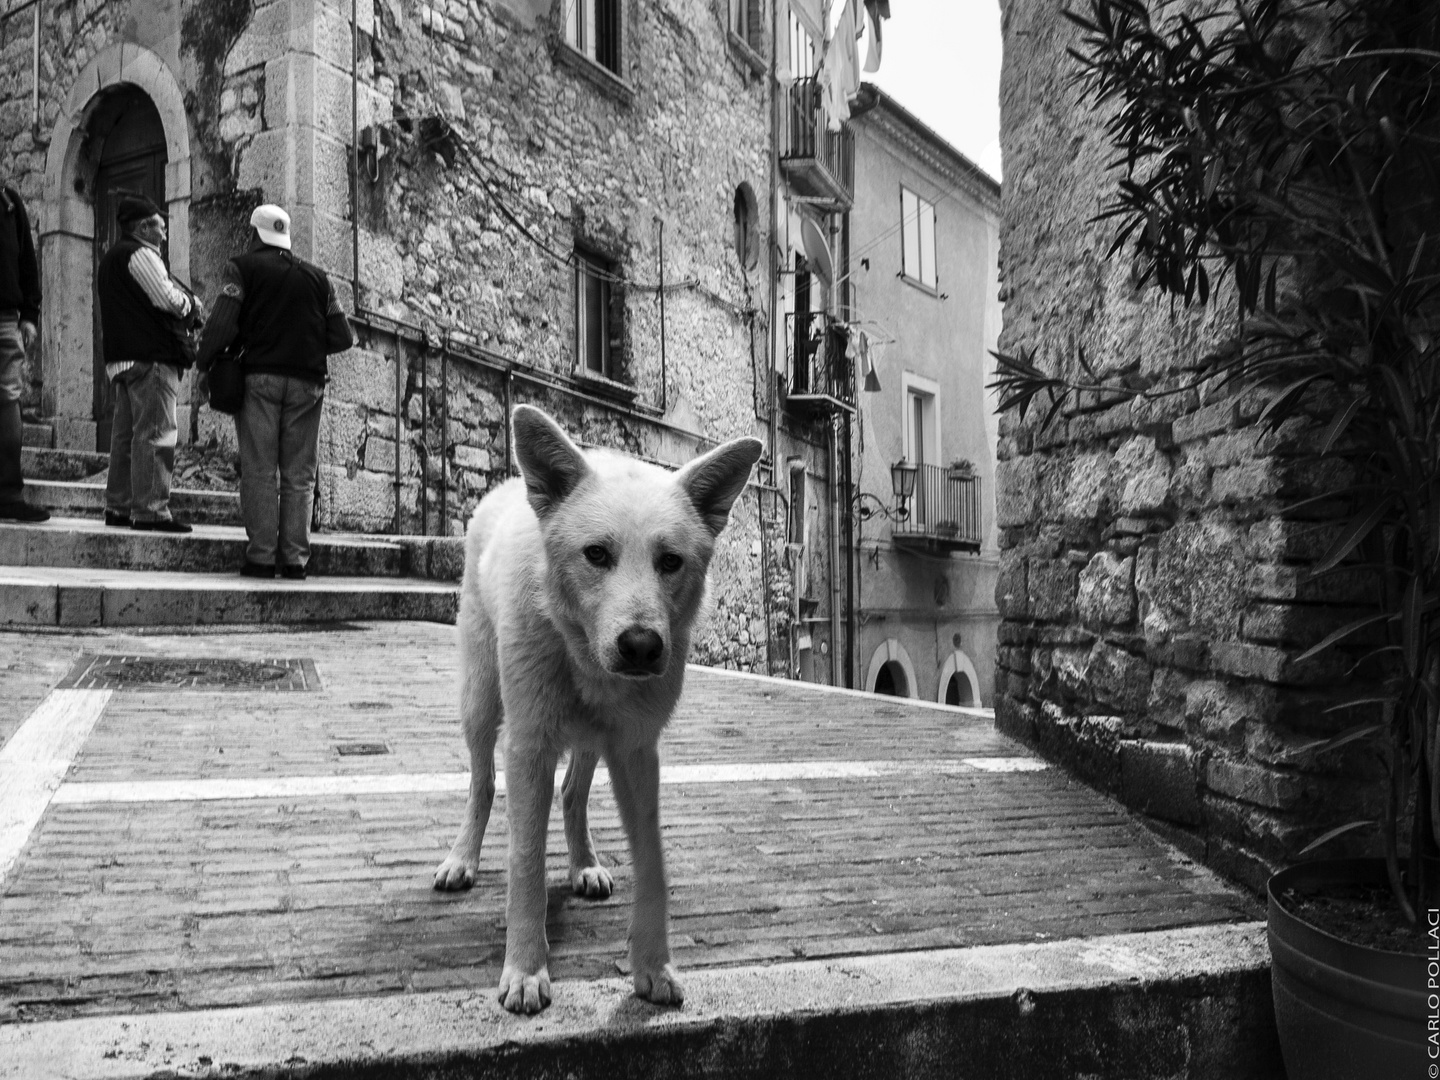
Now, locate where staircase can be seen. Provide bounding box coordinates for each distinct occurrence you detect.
[5,435,461,628]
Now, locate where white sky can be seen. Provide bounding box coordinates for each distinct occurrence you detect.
[863,2,1004,181]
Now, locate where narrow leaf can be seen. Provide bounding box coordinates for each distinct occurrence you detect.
[1311,496,1394,575]
[1277,722,1385,762]
[1294,612,1391,663]
[1298,819,1376,857]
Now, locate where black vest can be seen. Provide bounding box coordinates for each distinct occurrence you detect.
[96,237,189,369]
[232,247,331,381]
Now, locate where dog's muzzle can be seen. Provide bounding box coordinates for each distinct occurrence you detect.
[614,625,666,677]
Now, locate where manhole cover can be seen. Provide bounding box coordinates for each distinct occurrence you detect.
[57,654,321,692]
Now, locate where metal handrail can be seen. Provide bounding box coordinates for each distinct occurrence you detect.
[781,77,855,201]
[784,311,853,403]
[893,463,982,546]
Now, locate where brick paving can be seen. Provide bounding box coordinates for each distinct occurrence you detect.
[0,622,1260,1026]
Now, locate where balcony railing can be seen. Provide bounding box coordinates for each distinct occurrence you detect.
[780,77,854,210]
[893,463,983,554]
[784,311,853,413]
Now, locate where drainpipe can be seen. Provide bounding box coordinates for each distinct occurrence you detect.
[351,0,361,301]
[765,0,781,676]
[656,215,667,415]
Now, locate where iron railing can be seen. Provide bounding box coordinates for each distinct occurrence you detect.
[780,77,855,207]
[893,463,982,549]
[784,311,853,405]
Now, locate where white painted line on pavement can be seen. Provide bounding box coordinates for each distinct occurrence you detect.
[51,757,1048,805]
[0,689,112,885]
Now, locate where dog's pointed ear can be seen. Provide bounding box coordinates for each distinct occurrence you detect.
[677,436,764,536]
[512,405,591,518]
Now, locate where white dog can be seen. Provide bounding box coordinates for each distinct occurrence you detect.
[434,404,763,1014]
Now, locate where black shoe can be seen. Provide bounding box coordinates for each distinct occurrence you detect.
[0,501,50,523]
[132,518,193,534]
[240,561,275,578]
[104,510,131,528]
[280,565,307,580]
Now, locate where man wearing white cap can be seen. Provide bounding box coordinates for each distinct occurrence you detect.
[197,204,353,578]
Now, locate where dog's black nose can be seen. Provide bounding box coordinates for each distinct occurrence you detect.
[617,626,664,672]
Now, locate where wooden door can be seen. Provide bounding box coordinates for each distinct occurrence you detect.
[91,92,167,451]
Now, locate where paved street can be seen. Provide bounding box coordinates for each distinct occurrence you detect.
[0,621,1269,1076]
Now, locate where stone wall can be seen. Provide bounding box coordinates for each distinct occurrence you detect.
[994,0,1381,891]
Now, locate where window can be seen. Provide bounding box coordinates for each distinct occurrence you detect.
[900,186,937,290]
[906,385,937,465]
[575,250,622,379]
[731,0,765,54]
[565,0,621,75]
[788,12,816,78]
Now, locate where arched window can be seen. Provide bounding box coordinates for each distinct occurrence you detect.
[733,182,759,271]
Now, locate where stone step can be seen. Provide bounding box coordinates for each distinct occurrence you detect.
[0,564,459,627]
[21,421,53,449]
[20,447,108,482]
[0,516,464,580]
[22,478,242,525]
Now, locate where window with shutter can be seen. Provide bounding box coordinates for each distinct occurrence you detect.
[900,185,938,290]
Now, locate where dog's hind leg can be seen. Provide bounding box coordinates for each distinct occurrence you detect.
[608,743,684,1005]
[433,614,501,891]
[561,750,613,898]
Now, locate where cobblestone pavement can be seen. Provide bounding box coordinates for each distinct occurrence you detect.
[0,622,1260,1025]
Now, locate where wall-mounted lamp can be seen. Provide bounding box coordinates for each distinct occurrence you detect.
[849,458,919,525]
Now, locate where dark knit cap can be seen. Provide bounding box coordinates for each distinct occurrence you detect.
[115,193,166,224]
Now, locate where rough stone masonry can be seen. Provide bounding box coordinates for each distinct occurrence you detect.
[994,0,1383,892]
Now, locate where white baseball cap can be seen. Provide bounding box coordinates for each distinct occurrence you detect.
[250,204,292,250]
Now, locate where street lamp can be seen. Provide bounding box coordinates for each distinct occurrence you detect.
[850,458,919,524]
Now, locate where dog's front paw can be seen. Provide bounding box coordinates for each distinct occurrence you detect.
[633,963,684,1006]
[570,863,613,899]
[432,855,477,891]
[498,965,552,1014]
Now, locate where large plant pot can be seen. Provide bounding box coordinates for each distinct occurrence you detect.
[1267,858,1426,1080]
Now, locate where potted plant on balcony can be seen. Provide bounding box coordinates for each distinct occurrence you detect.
[947,458,976,482]
[993,2,1436,1076]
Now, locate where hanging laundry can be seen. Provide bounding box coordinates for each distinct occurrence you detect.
[863,0,889,73]
[818,0,861,131]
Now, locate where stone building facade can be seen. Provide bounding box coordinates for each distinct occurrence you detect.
[0,0,790,672]
[994,0,1379,889]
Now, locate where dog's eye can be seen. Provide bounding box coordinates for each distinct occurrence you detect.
[583,545,610,567]
[658,553,684,574]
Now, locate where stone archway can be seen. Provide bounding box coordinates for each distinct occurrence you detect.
[39,44,192,451]
[937,649,982,708]
[865,638,918,700]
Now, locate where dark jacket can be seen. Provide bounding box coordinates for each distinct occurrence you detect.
[96,237,193,370]
[232,246,352,382]
[0,186,40,325]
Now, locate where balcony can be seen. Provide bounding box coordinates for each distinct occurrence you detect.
[783,312,854,416]
[893,463,983,554]
[780,77,855,211]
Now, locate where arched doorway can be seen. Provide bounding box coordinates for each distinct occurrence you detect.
[40,44,192,453]
[88,87,168,451]
[944,671,975,707]
[874,660,909,697]
[864,638,918,700]
[937,649,983,709]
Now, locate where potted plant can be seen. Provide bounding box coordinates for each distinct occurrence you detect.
[993,2,1437,1076]
[947,458,976,481]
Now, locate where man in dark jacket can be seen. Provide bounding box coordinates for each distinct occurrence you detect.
[97,193,202,533]
[0,182,46,522]
[197,204,353,579]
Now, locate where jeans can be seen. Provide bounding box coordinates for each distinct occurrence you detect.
[106,361,181,523]
[0,316,25,505]
[238,373,324,568]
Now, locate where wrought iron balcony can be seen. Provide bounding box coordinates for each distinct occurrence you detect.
[780,77,854,211]
[892,463,983,554]
[783,311,854,415]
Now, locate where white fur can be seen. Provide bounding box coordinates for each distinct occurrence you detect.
[433,405,762,1014]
